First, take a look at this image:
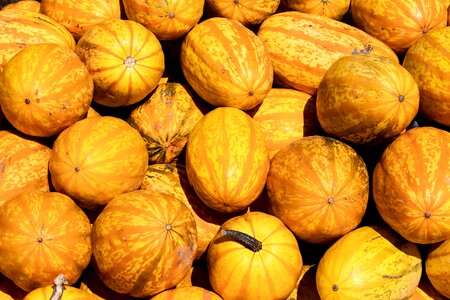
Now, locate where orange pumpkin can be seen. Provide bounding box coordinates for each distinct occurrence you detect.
[0,130,51,207]
[316,226,422,299]
[282,0,350,20]
[127,83,205,164]
[92,190,198,298]
[2,0,40,12]
[151,286,221,300]
[186,107,270,213]
[402,26,450,127]
[316,54,419,145]
[257,11,399,95]
[0,43,93,137]
[75,19,165,107]
[40,0,121,40]
[350,0,447,53]
[248,88,320,159]
[204,0,280,26]
[207,211,303,300]
[0,9,75,69]
[424,241,450,298]
[373,126,450,244]
[48,116,148,210]
[266,136,369,244]
[0,191,92,292]
[122,0,204,41]
[180,17,273,110]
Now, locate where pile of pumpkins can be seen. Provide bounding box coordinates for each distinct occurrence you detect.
[0,0,449,299]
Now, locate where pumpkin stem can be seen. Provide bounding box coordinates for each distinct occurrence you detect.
[50,274,68,300]
[220,229,262,252]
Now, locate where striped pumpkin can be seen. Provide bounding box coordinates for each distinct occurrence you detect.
[0,130,51,207]
[180,17,273,110]
[207,211,303,300]
[351,0,447,54]
[0,43,93,137]
[248,88,320,159]
[24,285,100,300]
[402,26,450,127]
[127,83,205,164]
[282,0,351,20]
[92,190,198,298]
[266,136,369,244]
[425,239,450,298]
[316,54,419,145]
[257,11,399,95]
[186,107,270,213]
[204,0,281,26]
[373,126,450,244]
[151,286,222,300]
[0,191,92,292]
[40,0,121,40]
[48,116,148,209]
[0,9,75,69]
[122,0,204,41]
[2,0,40,12]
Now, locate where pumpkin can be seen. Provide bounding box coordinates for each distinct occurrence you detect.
[350,0,447,53]
[316,54,419,145]
[75,19,165,107]
[282,0,350,20]
[316,226,422,299]
[0,190,92,292]
[0,43,93,137]
[92,189,198,298]
[2,0,40,12]
[127,83,205,164]
[180,17,273,110]
[122,0,204,41]
[402,26,450,127]
[257,11,399,95]
[266,136,369,244]
[424,240,450,298]
[151,286,222,300]
[0,291,13,300]
[207,211,303,300]
[0,8,75,69]
[247,88,320,159]
[204,0,280,26]
[141,164,234,259]
[373,127,450,244]
[48,116,148,210]
[186,107,270,213]
[0,130,51,207]
[40,0,121,40]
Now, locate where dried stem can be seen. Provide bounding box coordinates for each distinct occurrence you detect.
[220,229,262,252]
[50,274,68,300]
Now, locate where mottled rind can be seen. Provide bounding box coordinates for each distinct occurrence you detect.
[2,0,40,12]
[283,0,350,20]
[425,240,450,298]
[0,191,92,292]
[92,190,198,298]
[316,226,422,299]
[23,285,101,299]
[373,127,450,244]
[151,286,222,300]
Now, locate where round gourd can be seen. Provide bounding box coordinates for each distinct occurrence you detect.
[186,107,270,213]
[316,54,419,145]
[127,83,204,164]
[122,0,204,41]
[0,130,51,207]
[350,0,447,53]
[283,0,350,20]
[180,17,273,110]
[207,211,303,300]
[316,226,422,299]
[0,8,75,69]
[0,43,93,137]
[49,116,148,209]
[425,240,450,298]
[24,276,100,300]
[248,88,320,159]
[151,286,221,300]
[373,127,450,244]
[257,11,398,95]
[266,136,369,244]
[204,0,280,26]
[75,19,165,107]
[402,26,450,127]
[0,191,92,292]
[92,190,198,298]
[40,0,121,40]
